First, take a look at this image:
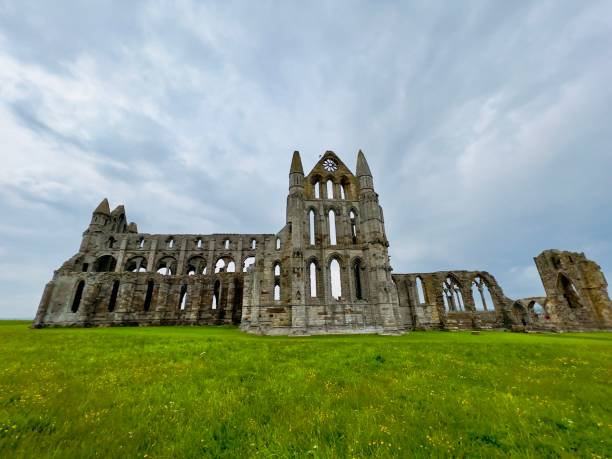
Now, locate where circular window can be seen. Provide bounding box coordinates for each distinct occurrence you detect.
[322,158,338,172]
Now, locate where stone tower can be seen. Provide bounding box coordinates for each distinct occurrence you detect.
[240,150,402,334]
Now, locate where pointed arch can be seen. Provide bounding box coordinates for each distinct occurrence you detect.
[156,256,176,275]
[328,209,337,245]
[471,276,495,311]
[71,280,85,313]
[243,256,256,272]
[309,209,316,246]
[353,258,363,300]
[330,258,342,300]
[415,276,426,304]
[309,260,318,298]
[326,179,334,199]
[442,275,463,312]
[557,273,582,308]
[187,256,206,276]
[179,285,188,311]
[94,255,117,272]
[349,209,358,244]
[108,280,120,312]
[214,258,226,273]
[125,256,147,273]
[143,280,154,312]
[212,280,221,309]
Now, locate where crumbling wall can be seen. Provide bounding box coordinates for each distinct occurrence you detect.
[393,271,514,331]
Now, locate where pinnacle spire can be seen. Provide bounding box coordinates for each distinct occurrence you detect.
[356,150,372,177]
[111,204,125,215]
[290,150,304,175]
[94,198,111,215]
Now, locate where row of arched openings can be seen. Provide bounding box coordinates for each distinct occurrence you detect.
[119,255,257,275]
[131,237,272,252]
[313,179,349,200]
[70,278,231,314]
[308,258,363,301]
[308,209,358,246]
[70,279,122,313]
[413,275,496,312]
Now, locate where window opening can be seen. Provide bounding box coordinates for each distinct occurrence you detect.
[71,281,85,313]
[309,262,317,297]
[328,210,337,245]
[330,259,342,300]
[144,281,154,312]
[108,280,120,312]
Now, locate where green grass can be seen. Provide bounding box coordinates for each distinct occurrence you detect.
[0,322,611,458]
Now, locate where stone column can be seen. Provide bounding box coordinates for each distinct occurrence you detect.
[115,237,129,272]
[147,239,158,273]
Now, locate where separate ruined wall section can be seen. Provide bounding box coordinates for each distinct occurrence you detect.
[521,250,611,331]
[393,271,514,331]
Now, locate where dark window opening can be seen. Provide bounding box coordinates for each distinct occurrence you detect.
[354,260,363,300]
[71,281,85,313]
[144,280,154,312]
[108,280,120,312]
[179,285,188,311]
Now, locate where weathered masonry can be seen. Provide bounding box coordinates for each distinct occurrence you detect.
[34,151,612,334]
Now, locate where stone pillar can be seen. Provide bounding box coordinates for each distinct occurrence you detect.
[176,238,188,275]
[115,237,129,272]
[147,239,158,273]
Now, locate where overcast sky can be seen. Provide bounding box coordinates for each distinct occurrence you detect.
[1,1,611,318]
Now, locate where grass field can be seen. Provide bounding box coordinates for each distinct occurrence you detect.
[0,322,611,458]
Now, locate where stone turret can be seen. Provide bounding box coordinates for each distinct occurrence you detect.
[90,198,111,228]
[356,151,387,247]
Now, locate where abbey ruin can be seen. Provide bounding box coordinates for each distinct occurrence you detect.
[33,151,612,334]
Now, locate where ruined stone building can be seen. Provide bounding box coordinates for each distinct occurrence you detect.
[33,151,612,334]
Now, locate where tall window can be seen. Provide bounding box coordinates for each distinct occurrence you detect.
[71,281,85,313]
[472,276,495,311]
[340,184,346,200]
[309,262,317,297]
[416,277,425,304]
[274,263,281,300]
[197,238,203,249]
[108,280,120,312]
[330,259,342,300]
[251,239,257,250]
[276,238,281,250]
[212,280,220,309]
[326,180,334,199]
[224,239,230,250]
[215,259,226,273]
[144,280,154,312]
[328,210,337,245]
[243,256,255,272]
[442,277,463,312]
[314,181,320,199]
[349,210,357,244]
[309,210,316,245]
[353,260,363,300]
[179,285,188,310]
